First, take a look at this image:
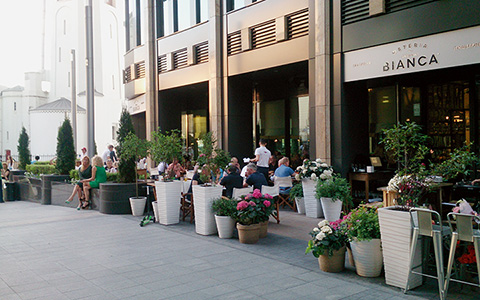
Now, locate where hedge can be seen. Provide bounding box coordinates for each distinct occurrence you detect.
[26,164,57,176]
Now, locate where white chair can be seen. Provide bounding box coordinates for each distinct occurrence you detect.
[261,185,280,223]
[232,186,253,200]
[186,170,195,180]
[274,176,296,212]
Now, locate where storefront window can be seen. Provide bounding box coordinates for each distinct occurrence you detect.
[400,87,421,124]
[290,95,310,158]
[368,86,397,155]
[182,110,207,159]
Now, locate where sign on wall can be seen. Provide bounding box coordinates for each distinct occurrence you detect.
[344,25,480,82]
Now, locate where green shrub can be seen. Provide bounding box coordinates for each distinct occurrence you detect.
[17,126,31,170]
[33,161,50,165]
[70,169,79,180]
[212,197,237,217]
[316,176,353,209]
[117,108,136,183]
[289,183,303,199]
[56,119,76,175]
[26,164,56,176]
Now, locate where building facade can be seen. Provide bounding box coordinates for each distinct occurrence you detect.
[123,0,480,173]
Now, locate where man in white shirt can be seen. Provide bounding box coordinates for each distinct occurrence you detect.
[250,139,271,181]
[102,145,116,164]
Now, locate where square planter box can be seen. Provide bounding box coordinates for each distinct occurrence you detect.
[155,181,182,225]
[193,185,222,235]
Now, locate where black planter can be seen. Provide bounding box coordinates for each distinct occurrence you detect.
[41,175,70,205]
[100,182,147,214]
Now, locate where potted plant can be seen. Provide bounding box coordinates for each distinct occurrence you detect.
[289,183,305,214]
[432,143,478,183]
[305,219,348,273]
[377,121,430,288]
[342,205,383,277]
[121,132,150,217]
[296,159,334,218]
[241,189,275,238]
[232,191,271,244]
[150,129,184,225]
[316,176,352,222]
[211,197,237,239]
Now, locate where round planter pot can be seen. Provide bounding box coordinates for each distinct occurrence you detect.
[295,197,306,214]
[350,238,383,277]
[129,196,147,216]
[237,223,261,244]
[215,215,235,239]
[259,221,268,238]
[320,197,343,222]
[318,246,346,273]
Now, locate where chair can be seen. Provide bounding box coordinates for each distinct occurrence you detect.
[232,186,253,200]
[274,176,296,212]
[261,185,280,223]
[405,208,450,300]
[444,213,480,298]
[181,192,194,223]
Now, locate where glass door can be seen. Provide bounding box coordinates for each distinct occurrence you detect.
[181,109,207,159]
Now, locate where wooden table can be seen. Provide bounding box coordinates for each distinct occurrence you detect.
[349,171,392,203]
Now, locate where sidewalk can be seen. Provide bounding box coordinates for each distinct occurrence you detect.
[0,201,478,300]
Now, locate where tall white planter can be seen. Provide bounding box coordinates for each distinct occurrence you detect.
[350,238,383,277]
[295,197,305,214]
[193,185,223,235]
[378,207,422,289]
[155,181,182,225]
[215,215,235,239]
[302,179,324,218]
[129,196,147,216]
[320,197,342,221]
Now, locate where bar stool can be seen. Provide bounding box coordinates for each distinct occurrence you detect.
[444,212,480,298]
[405,208,450,300]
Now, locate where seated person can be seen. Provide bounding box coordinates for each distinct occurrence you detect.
[157,161,167,175]
[65,156,92,209]
[165,158,186,179]
[229,157,241,173]
[2,162,11,180]
[244,163,268,191]
[81,155,107,210]
[105,159,117,173]
[220,165,244,198]
[274,157,294,193]
[31,155,40,164]
[187,164,203,195]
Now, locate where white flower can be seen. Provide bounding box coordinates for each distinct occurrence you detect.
[320,174,327,180]
[309,166,315,171]
[313,227,320,233]
[318,220,328,227]
[296,166,301,171]
[295,174,300,181]
[311,173,317,180]
[323,169,333,177]
[315,232,326,241]
[320,163,328,168]
[302,169,307,174]
[321,226,332,234]
[316,158,322,163]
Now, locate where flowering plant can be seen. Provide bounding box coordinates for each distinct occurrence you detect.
[387,174,432,207]
[341,205,380,241]
[316,176,353,209]
[295,159,334,181]
[233,189,275,225]
[305,219,347,257]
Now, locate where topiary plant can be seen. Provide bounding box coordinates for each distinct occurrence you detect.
[17,126,31,170]
[121,132,150,197]
[150,129,183,180]
[56,119,76,175]
[116,108,136,183]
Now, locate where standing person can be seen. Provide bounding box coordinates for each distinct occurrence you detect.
[6,155,14,170]
[65,156,92,209]
[102,145,117,164]
[80,147,88,160]
[250,139,271,182]
[82,156,107,210]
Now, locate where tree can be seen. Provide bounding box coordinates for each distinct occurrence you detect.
[150,129,183,180]
[122,132,150,197]
[56,118,76,175]
[17,126,31,170]
[117,108,136,183]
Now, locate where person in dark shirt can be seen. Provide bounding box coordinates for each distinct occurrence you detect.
[244,163,268,191]
[220,165,244,198]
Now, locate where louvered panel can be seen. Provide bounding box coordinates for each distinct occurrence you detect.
[124,67,131,83]
[341,0,369,25]
[227,31,241,56]
[251,20,276,49]
[158,55,167,73]
[386,0,437,12]
[195,41,209,64]
[173,48,188,69]
[287,8,309,39]
[135,61,145,79]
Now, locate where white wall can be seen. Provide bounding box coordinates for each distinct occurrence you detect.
[1,90,29,156]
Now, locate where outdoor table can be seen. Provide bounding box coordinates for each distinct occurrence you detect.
[349,171,392,203]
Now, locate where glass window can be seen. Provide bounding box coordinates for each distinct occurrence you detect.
[176,0,192,31]
[227,0,246,12]
[199,0,208,23]
[182,110,207,159]
[290,95,310,158]
[127,0,137,50]
[368,86,397,155]
[139,0,147,44]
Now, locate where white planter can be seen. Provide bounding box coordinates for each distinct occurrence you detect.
[214,215,235,239]
[320,197,343,221]
[155,181,182,225]
[350,238,383,277]
[129,196,147,217]
[295,197,306,214]
[302,178,324,218]
[152,201,159,223]
[193,185,223,235]
[378,207,422,289]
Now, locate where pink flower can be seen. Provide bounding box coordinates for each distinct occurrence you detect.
[265,194,273,200]
[263,200,271,207]
[252,189,262,199]
[237,201,248,210]
[248,201,256,207]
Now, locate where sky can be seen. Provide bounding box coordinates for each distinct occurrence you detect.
[0,0,44,88]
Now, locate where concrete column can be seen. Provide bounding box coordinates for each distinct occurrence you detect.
[145,1,158,139]
[308,0,331,164]
[208,0,225,148]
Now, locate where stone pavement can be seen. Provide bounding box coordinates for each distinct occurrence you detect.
[0,201,478,300]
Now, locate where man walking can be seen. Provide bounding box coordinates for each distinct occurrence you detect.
[250,139,271,182]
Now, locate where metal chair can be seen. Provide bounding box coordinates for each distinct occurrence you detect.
[274,176,296,212]
[232,186,253,200]
[261,185,280,223]
[405,208,449,300]
[444,212,480,298]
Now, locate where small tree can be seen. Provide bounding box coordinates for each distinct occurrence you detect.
[117,108,136,183]
[196,132,230,183]
[150,129,183,180]
[17,126,31,170]
[121,132,150,197]
[56,119,76,175]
